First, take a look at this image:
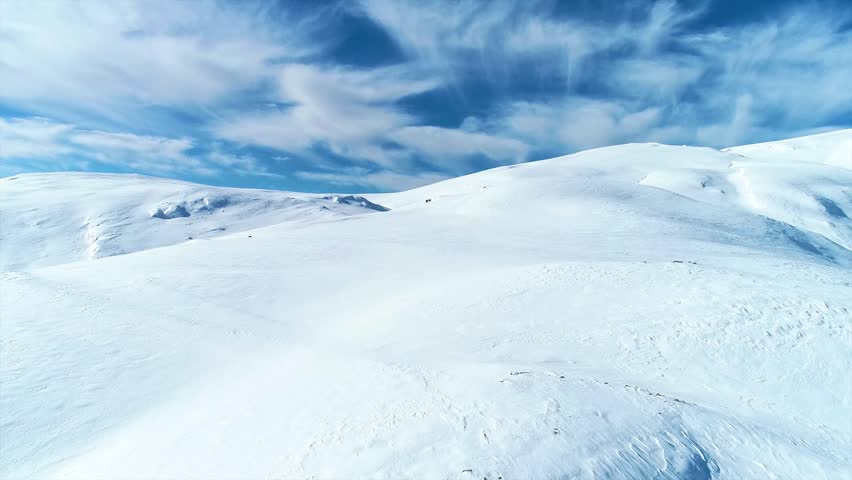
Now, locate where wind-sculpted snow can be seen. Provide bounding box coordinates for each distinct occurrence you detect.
[1,131,851,479]
[323,194,390,211]
[0,173,388,270]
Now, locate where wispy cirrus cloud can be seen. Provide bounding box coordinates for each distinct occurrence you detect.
[206,150,284,179]
[1,117,201,175]
[215,64,438,160]
[1,0,850,192]
[296,167,451,191]
[68,131,193,162]
[357,0,702,89]
[0,0,318,129]
[214,62,535,177]
[0,117,75,159]
[0,117,280,179]
[66,130,207,175]
[493,100,668,153]
[361,0,852,154]
[388,126,529,171]
[215,62,459,177]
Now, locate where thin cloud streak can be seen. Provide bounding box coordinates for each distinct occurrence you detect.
[1,1,850,191]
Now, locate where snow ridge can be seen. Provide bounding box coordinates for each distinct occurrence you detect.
[0,173,388,270]
[1,130,851,479]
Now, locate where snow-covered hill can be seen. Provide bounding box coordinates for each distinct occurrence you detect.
[378,129,852,253]
[725,128,852,170]
[2,130,851,479]
[0,173,387,270]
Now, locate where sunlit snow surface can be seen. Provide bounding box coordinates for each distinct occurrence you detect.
[1,130,851,479]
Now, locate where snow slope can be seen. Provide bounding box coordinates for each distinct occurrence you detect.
[2,131,851,479]
[725,128,852,170]
[0,172,387,270]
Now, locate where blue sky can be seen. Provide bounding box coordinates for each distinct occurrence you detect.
[1,0,850,192]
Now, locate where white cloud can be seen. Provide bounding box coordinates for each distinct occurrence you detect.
[606,57,704,101]
[359,0,705,87]
[0,1,316,126]
[3,0,851,188]
[631,0,704,54]
[69,131,193,161]
[0,116,276,178]
[361,0,852,152]
[496,99,667,152]
[0,117,74,159]
[216,63,536,175]
[684,11,852,126]
[388,126,529,168]
[297,167,450,191]
[277,64,439,105]
[65,131,208,175]
[359,1,589,85]
[695,94,755,147]
[206,149,285,179]
[216,64,441,165]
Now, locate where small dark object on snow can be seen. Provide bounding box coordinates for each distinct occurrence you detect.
[425,198,432,203]
[553,428,560,435]
[248,235,253,238]
[186,236,193,240]
[509,371,531,376]
[462,469,473,473]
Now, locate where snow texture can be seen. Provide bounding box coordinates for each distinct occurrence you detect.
[0,173,387,270]
[1,130,851,479]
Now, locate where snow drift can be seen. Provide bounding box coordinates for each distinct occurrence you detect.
[0,173,388,270]
[1,130,851,479]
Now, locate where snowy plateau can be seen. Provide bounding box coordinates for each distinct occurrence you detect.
[1,129,851,479]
